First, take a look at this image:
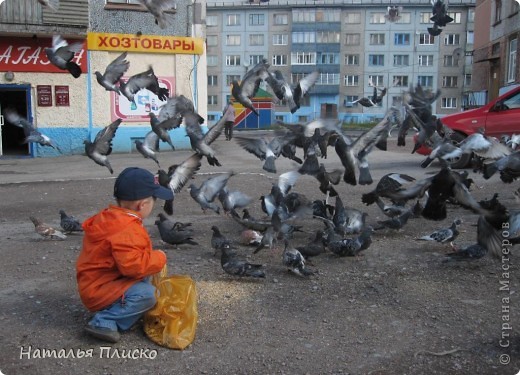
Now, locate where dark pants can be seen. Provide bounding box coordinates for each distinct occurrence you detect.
[224,121,234,140]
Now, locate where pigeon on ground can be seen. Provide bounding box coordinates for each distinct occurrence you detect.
[483,151,520,183]
[211,225,234,256]
[188,172,234,214]
[3,109,62,153]
[230,209,271,232]
[333,196,367,235]
[265,70,319,114]
[283,241,314,277]
[328,226,374,257]
[155,214,198,246]
[84,119,122,174]
[374,210,414,231]
[362,173,416,206]
[45,35,82,78]
[30,216,67,240]
[234,135,286,173]
[385,5,403,22]
[420,138,463,168]
[185,111,225,166]
[458,131,511,160]
[59,210,83,234]
[135,131,160,167]
[221,247,266,278]
[296,230,326,260]
[218,187,252,214]
[231,59,270,116]
[417,218,462,247]
[240,229,263,246]
[137,0,177,29]
[119,66,169,104]
[444,216,497,261]
[95,52,130,94]
[38,0,59,10]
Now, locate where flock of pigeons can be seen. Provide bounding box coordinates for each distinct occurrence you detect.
[12,0,519,278]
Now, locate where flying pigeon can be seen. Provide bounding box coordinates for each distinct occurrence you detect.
[155,214,198,246]
[30,216,67,240]
[420,138,463,168]
[218,187,253,214]
[417,218,462,247]
[444,216,497,261]
[45,35,83,78]
[327,226,374,257]
[220,247,266,278]
[362,173,416,206]
[135,131,161,167]
[137,0,177,29]
[234,135,286,173]
[231,59,270,116]
[352,85,387,108]
[385,6,403,22]
[59,210,83,234]
[458,130,511,160]
[265,70,319,114]
[84,119,122,174]
[483,151,520,183]
[188,172,234,214]
[230,209,272,232]
[119,66,169,104]
[283,241,314,277]
[95,52,130,94]
[430,0,454,27]
[3,109,62,153]
[38,0,59,10]
[185,111,224,166]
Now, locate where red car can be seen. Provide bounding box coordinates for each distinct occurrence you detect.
[415,85,520,168]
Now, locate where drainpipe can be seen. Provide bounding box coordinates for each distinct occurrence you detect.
[86,50,93,140]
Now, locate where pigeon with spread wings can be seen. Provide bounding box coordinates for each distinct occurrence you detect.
[45,35,83,78]
[95,52,130,94]
[231,59,270,116]
[84,119,122,174]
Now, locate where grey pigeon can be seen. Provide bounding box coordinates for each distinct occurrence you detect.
[84,119,122,174]
[95,52,130,94]
[283,241,314,277]
[211,225,234,256]
[362,173,416,206]
[296,230,326,260]
[385,6,403,22]
[119,66,169,104]
[230,209,271,232]
[417,218,462,247]
[458,131,511,160]
[59,210,83,234]
[155,214,197,246]
[137,0,177,29]
[483,151,520,183]
[374,210,414,231]
[444,216,495,261]
[218,187,252,214]
[221,247,266,278]
[38,0,59,10]
[328,226,374,257]
[185,111,224,166]
[30,216,66,240]
[234,135,287,173]
[135,131,160,167]
[265,70,319,114]
[188,172,234,214]
[3,109,62,153]
[45,35,82,78]
[420,138,463,168]
[231,59,270,116]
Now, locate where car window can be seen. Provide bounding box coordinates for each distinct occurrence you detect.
[503,91,520,109]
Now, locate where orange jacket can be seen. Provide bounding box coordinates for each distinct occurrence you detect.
[76,205,166,312]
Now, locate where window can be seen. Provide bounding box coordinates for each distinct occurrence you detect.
[368,54,384,66]
[275,115,285,122]
[317,31,340,43]
[345,96,359,106]
[249,55,264,66]
[419,33,435,45]
[206,35,218,46]
[226,75,241,85]
[464,74,472,87]
[393,54,409,66]
[291,73,306,84]
[447,12,462,23]
[208,95,218,105]
[208,75,218,86]
[441,97,457,108]
[293,9,315,23]
[420,12,433,23]
[345,33,360,45]
[317,73,339,85]
[291,52,316,65]
[272,34,288,45]
[345,12,361,23]
[444,34,460,45]
[318,52,339,64]
[468,9,475,22]
[273,13,288,25]
[370,12,386,23]
[226,35,240,46]
[249,14,265,25]
[345,54,359,65]
[394,33,410,45]
[207,55,218,66]
[370,33,385,45]
[495,0,502,23]
[369,75,384,87]
[467,31,474,44]
[344,75,359,86]
[225,55,241,66]
[206,15,218,27]
[418,55,434,66]
[392,75,408,87]
[298,116,309,122]
[272,55,287,66]
[208,114,217,122]
[316,9,341,22]
[418,75,433,87]
[492,42,501,55]
[292,32,316,43]
[227,14,240,26]
[392,96,403,106]
[442,76,458,88]
[396,13,411,23]
[507,38,518,83]
[249,34,264,46]
[444,55,456,66]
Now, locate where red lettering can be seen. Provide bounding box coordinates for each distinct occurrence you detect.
[173,40,181,49]
[141,38,151,48]
[98,36,108,47]
[153,39,161,49]
[163,40,172,49]
[121,37,130,48]
[182,41,193,50]
[131,37,139,48]
[109,37,120,48]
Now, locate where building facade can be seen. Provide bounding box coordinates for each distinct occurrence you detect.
[0,0,207,158]
[207,0,476,125]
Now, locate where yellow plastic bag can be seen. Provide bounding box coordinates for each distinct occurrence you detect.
[144,266,198,349]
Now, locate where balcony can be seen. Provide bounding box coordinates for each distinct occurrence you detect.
[0,0,88,36]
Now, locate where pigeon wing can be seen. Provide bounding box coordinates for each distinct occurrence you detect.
[202,115,225,145]
[234,136,268,160]
[93,119,122,155]
[103,52,130,84]
[168,153,202,194]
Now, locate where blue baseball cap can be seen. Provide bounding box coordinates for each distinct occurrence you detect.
[114,167,173,201]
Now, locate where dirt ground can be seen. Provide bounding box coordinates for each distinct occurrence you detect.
[0,132,518,375]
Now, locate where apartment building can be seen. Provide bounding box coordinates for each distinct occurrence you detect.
[206,0,475,126]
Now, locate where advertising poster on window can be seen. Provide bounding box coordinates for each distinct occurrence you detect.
[111,76,175,122]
